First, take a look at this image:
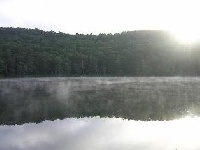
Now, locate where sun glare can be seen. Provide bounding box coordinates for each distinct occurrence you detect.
[171,29,200,44]
[165,0,200,44]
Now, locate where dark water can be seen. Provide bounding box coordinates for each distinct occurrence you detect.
[0,77,200,124]
[1,77,200,150]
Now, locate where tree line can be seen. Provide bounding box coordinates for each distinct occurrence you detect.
[0,27,200,77]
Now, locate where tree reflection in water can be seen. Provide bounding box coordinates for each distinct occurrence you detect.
[0,77,200,149]
[1,77,200,124]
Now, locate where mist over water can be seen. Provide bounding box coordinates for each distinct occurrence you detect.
[1,77,200,149]
[1,77,200,124]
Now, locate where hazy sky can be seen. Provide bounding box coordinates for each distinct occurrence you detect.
[0,0,199,35]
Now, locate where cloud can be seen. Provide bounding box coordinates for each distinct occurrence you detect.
[0,117,200,150]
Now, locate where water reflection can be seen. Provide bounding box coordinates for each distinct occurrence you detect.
[1,77,200,124]
[0,116,200,150]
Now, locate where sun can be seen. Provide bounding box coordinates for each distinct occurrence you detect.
[171,29,200,44]
[150,0,200,45]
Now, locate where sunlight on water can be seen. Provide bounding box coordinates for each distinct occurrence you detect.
[168,116,200,149]
[0,116,200,150]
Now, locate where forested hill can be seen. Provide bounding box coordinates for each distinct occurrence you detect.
[0,27,200,77]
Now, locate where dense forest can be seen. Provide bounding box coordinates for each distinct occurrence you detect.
[0,27,200,77]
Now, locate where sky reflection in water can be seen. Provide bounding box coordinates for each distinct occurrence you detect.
[0,116,200,150]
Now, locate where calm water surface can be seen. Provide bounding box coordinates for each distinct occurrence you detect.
[0,77,200,150]
[1,117,200,150]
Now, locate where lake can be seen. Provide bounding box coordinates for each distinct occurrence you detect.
[0,77,200,149]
